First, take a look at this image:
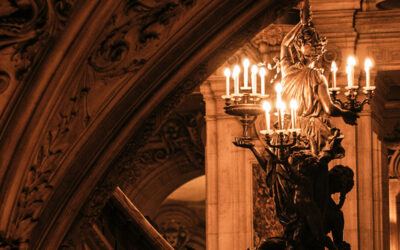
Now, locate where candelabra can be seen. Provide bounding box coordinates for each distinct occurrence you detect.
[221,2,375,248]
[328,57,376,113]
[222,59,301,160]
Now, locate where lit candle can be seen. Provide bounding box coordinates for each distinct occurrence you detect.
[331,61,338,88]
[263,101,271,131]
[365,58,373,88]
[275,83,283,103]
[243,59,250,88]
[275,83,283,129]
[346,56,356,88]
[278,101,286,130]
[290,99,298,129]
[224,68,231,96]
[251,65,258,94]
[233,65,240,95]
[259,67,266,95]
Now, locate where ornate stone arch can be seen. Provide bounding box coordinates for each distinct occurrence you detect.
[0,0,299,249]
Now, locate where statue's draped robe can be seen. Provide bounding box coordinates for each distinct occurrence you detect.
[268,62,333,234]
[282,62,332,153]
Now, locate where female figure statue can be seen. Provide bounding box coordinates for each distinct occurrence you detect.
[235,1,357,249]
[280,1,357,154]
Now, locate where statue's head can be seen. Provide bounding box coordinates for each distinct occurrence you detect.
[294,24,327,63]
[328,165,354,195]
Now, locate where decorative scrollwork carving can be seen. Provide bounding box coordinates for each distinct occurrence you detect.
[80,71,205,226]
[0,71,10,93]
[12,73,90,244]
[0,0,77,99]
[88,0,196,78]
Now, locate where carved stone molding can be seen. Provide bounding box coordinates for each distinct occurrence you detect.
[0,0,77,103]
[73,0,300,233]
[0,0,80,245]
[6,0,202,246]
[0,1,300,248]
[88,0,196,79]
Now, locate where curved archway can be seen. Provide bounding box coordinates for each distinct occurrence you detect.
[0,0,299,249]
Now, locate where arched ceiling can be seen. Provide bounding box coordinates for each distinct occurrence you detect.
[0,0,300,249]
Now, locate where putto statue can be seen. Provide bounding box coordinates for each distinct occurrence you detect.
[234,0,357,249]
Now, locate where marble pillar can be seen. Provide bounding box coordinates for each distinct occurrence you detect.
[331,109,389,250]
[200,76,254,250]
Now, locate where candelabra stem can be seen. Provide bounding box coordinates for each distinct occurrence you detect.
[240,114,257,140]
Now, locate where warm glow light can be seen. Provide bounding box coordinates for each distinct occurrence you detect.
[331,61,338,88]
[263,101,271,111]
[280,101,286,112]
[224,68,231,96]
[259,67,266,76]
[290,99,298,110]
[290,99,298,129]
[251,65,258,74]
[331,61,338,72]
[275,83,283,93]
[263,101,271,131]
[233,65,240,76]
[365,58,373,71]
[276,101,286,130]
[233,65,240,95]
[347,56,356,66]
[365,58,373,88]
[224,68,231,77]
[243,58,250,68]
[243,59,250,88]
[346,57,356,88]
[259,67,267,95]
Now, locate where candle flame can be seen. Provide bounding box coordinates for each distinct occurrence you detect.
[290,99,298,110]
[346,65,351,74]
[331,61,338,72]
[243,58,250,67]
[251,65,258,74]
[263,101,271,112]
[224,68,231,77]
[233,65,240,76]
[347,56,356,66]
[276,101,286,111]
[259,67,266,76]
[275,83,283,93]
[281,102,286,112]
[365,58,373,71]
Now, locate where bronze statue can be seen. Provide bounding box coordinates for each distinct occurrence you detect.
[235,1,357,249]
[280,0,357,154]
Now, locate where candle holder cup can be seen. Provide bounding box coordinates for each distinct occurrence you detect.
[223,89,268,140]
[329,85,375,113]
[260,129,301,161]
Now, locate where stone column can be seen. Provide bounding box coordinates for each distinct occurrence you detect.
[200,75,254,250]
[331,108,389,250]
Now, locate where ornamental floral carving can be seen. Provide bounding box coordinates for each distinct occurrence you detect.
[88,0,196,78]
[2,0,78,245]
[0,0,77,89]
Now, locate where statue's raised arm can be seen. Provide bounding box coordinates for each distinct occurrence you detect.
[280,22,302,77]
